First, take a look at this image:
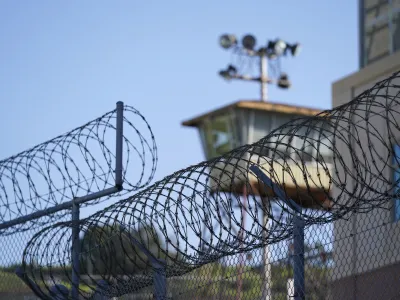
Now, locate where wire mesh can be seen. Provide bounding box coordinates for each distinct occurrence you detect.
[90,237,332,300]
[0,214,72,300]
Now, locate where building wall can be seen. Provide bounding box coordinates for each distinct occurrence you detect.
[330,50,400,299]
[330,262,400,300]
[360,0,400,68]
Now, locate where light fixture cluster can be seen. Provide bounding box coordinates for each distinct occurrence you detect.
[219,34,301,58]
[218,33,301,93]
[219,65,237,80]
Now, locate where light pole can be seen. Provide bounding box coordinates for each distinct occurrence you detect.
[260,51,268,101]
[218,33,301,299]
[218,34,300,102]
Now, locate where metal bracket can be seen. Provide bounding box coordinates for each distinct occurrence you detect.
[120,225,167,300]
[250,165,305,300]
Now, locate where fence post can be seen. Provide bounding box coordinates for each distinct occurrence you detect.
[115,101,124,188]
[293,214,305,300]
[9,102,127,299]
[262,205,272,300]
[153,259,167,300]
[70,101,123,300]
[71,200,80,300]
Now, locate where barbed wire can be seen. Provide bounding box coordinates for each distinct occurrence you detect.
[0,104,158,235]
[20,70,400,298]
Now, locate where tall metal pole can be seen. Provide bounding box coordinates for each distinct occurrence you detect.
[260,52,268,102]
[71,200,80,300]
[293,215,305,300]
[237,184,247,300]
[260,52,272,299]
[261,197,272,300]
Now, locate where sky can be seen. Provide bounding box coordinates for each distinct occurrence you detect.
[0,1,358,265]
[0,1,358,180]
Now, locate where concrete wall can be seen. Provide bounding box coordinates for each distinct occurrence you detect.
[330,51,400,299]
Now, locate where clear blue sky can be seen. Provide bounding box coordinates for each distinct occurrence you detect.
[0,0,357,266]
[0,0,358,178]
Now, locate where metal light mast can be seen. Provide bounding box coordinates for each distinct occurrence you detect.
[218,33,301,300]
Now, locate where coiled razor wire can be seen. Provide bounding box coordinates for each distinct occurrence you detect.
[20,70,400,298]
[0,104,157,235]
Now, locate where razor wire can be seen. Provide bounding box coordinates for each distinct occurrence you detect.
[19,69,400,299]
[0,104,158,235]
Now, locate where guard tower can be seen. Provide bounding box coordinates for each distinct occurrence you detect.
[182,99,333,209]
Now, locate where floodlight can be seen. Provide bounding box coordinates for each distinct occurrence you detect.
[219,64,238,80]
[227,64,237,73]
[277,73,291,89]
[286,43,301,56]
[267,39,287,57]
[242,34,256,50]
[219,34,237,49]
[274,39,287,55]
[219,70,231,80]
[291,43,301,56]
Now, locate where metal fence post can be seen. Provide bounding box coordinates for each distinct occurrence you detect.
[293,215,305,300]
[71,200,80,300]
[7,101,129,299]
[115,101,124,188]
[153,259,167,300]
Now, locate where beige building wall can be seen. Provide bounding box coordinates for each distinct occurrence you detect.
[330,50,400,299]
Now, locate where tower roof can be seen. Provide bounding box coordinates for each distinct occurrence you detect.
[182,100,324,127]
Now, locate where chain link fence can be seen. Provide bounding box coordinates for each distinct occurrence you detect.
[114,206,398,300]
[0,215,71,300]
